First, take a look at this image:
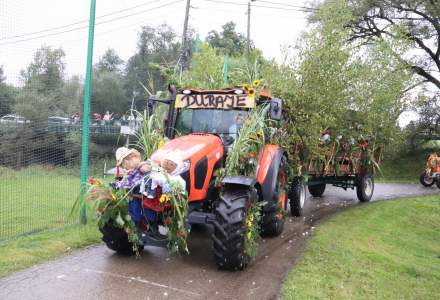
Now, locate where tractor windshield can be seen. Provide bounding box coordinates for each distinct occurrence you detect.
[175,108,249,138]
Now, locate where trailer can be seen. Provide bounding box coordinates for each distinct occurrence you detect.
[305,136,382,202]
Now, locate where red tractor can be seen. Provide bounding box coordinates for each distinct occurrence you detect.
[101,86,308,270]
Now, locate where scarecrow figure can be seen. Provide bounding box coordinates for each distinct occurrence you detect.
[114,147,187,238]
[114,147,151,224]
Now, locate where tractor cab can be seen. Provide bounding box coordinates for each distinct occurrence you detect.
[156,86,282,141]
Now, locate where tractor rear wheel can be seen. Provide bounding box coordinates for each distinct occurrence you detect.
[212,187,257,270]
[419,172,435,187]
[100,224,143,255]
[289,176,307,217]
[308,182,326,197]
[260,157,288,237]
[436,177,440,189]
[356,173,374,202]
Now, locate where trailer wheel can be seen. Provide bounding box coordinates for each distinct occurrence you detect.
[356,173,374,202]
[289,176,307,216]
[308,183,326,197]
[100,224,143,255]
[212,187,256,270]
[419,172,435,187]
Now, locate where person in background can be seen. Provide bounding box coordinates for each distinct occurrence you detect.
[103,111,113,124]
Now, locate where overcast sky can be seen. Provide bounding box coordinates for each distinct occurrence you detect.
[0,0,310,84]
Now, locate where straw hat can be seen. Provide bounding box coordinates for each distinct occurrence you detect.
[115,147,135,166]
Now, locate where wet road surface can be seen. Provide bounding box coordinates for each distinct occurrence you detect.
[1,183,438,300]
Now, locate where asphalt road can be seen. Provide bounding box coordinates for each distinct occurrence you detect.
[1,183,438,300]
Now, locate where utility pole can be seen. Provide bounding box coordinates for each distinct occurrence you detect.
[246,0,256,67]
[247,1,251,67]
[180,0,191,70]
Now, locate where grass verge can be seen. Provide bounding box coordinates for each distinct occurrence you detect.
[282,196,440,299]
[0,224,101,278]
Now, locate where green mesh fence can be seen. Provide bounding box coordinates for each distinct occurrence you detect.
[0,2,90,241]
[0,0,187,242]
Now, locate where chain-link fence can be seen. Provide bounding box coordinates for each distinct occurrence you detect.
[0,0,184,241]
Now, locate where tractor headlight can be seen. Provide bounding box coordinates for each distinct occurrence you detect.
[176,159,191,175]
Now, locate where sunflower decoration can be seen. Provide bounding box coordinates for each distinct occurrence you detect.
[248,88,256,98]
[244,201,264,259]
[243,83,251,93]
[243,79,263,99]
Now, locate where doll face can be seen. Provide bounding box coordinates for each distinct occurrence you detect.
[121,151,141,171]
[161,158,177,174]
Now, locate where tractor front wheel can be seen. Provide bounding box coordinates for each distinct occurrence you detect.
[100,224,143,255]
[289,176,307,217]
[419,172,435,187]
[212,187,257,270]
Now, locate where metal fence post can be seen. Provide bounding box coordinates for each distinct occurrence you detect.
[79,0,97,224]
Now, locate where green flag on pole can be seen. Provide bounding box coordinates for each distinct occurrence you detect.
[223,54,229,85]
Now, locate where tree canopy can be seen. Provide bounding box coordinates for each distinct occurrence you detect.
[206,22,249,56]
[346,0,439,91]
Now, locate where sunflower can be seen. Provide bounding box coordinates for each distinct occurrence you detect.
[252,79,261,88]
[248,88,256,97]
[243,83,250,93]
[160,194,170,203]
[158,138,165,149]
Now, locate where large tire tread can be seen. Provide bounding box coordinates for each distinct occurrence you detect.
[289,176,307,217]
[356,173,374,202]
[308,183,326,197]
[100,224,142,255]
[213,188,255,271]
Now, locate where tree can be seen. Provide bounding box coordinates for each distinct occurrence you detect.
[20,46,66,92]
[96,48,124,73]
[15,46,67,120]
[92,71,129,114]
[264,0,410,169]
[206,22,249,56]
[125,24,180,101]
[0,66,16,116]
[346,0,440,91]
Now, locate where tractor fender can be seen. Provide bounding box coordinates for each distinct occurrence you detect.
[221,175,257,188]
[256,145,285,203]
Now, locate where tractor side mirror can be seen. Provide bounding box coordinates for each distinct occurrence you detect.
[269,98,283,121]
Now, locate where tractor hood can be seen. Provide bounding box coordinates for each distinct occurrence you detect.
[150,133,224,165]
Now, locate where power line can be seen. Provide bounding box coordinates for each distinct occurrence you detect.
[0,0,184,46]
[0,0,182,42]
[1,0,164,41]
[257,0,318,11]
[199,0,315,12]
